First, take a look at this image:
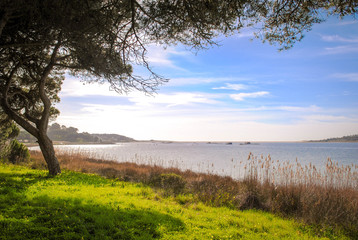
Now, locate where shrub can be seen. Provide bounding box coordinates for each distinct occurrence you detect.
[191,176,240,208]
[239,191,263,210]
[8,140,30,164]
[98,167,119,179]
[270,185,302,215]
[239,178,265,210]
[149,173,186,196]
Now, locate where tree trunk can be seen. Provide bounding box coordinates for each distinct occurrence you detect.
[37,133,61,175]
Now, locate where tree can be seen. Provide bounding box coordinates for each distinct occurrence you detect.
[1,0,357,175]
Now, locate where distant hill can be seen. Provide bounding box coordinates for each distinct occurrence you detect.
[91,134,135,143]
[310,134,358,142]
[17,123,135,143]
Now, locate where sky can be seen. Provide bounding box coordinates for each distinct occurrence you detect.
[56,16,358,142]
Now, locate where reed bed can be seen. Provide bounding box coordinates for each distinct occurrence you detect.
[29,149,358,238]
[240,152,358,189]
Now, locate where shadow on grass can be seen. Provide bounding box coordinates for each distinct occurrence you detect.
[0,170,185,239]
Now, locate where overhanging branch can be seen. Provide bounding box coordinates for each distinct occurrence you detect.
[38,33,62,133]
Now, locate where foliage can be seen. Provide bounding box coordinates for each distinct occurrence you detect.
[0,114,19,143]
[313,134,358,142]
[0,163,348,239]
[17,123,135,143]
[8,139,30,164]
[16,130,36,142]
[46,123,135,143]
[149,173,186,196]
[47,123,99,143]
[0,114,29,163]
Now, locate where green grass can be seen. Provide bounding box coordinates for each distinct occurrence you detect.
[0,164,348,239]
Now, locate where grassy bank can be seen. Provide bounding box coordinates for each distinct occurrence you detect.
[0,163,350,239]
[28,151,358,237]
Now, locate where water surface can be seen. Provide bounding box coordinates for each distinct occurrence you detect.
[35,142,358,178]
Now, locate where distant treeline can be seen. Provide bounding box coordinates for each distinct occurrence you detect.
[17,123,135,143]
[312,134,358,142]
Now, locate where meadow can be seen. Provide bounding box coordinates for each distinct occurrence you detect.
[1,150,357,239]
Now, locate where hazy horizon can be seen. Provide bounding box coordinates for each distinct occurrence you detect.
[55,16,358,142]
[44,122,356,143]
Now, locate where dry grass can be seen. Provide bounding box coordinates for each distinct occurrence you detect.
[29,149,358,238]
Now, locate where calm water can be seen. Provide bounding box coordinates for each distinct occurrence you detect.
[35,142,358,178]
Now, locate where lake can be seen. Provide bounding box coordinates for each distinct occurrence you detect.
[32,141,358,179]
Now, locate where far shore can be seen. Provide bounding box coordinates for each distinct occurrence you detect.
[24,141,130,147]
[23,139,358,148]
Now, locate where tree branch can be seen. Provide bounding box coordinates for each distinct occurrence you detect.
[0,42,48,49]
[0,63,39,138]
[133,0,166,25]
[38,32,62,133]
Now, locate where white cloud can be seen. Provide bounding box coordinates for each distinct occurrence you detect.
[56,88,358,141]
[212,83,248,91]
[321,35,358,43]
[56,102,358,141]
[61,77,224,110]
[324,45,358,54]
[236,30,255,39]
[230,91,269,101]
[331,73,358,82]
[336,20,358,26]
[275,105,320,112]
[301,114,353,123]
[146,44,191,70]
[233,105,319,114]
[127,92,219,107]
[60,76,122,97]
[167,76,251,87]
[60,76,221,107]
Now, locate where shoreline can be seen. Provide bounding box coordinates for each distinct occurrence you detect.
[24,140,358,148]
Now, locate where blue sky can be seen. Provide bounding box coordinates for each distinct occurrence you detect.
[56,16,358,141]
